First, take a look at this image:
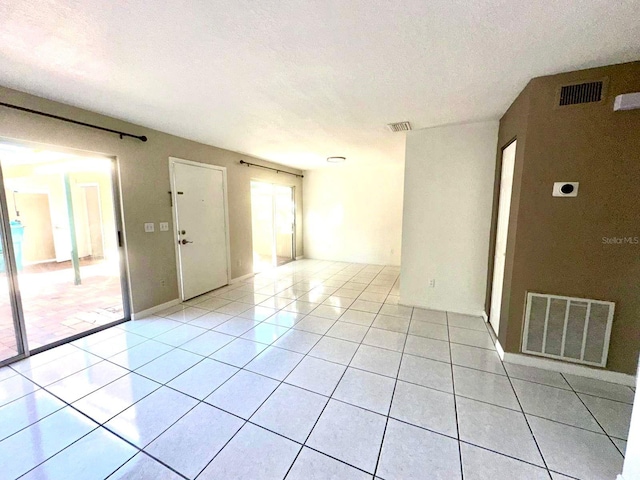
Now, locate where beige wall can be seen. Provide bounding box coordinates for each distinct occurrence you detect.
[0,86,303,314]
[303,163,404,265]
[489,61,640,375]
[401,121,499,315]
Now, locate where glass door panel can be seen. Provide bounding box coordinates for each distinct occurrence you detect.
[0,143,127,352]
[250,181,275,273]
[274,185,294,266]
[0,200,24,364]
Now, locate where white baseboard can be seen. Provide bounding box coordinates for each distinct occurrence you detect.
[295,255,304,260]
[398,299,485,318]
[481,311,489,322]
[132,298,181,320]
[230,272,255,284]
[500,342,636,387]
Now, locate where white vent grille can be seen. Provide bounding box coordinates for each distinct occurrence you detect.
[522,292,615,367]
[387,121,412,132]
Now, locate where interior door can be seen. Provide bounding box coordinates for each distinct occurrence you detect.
[489,140,517,334]
[172,160,229,300]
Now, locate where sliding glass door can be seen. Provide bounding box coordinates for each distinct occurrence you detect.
[0,141,129,361]
[0,182,26,364]
[250,181,295,273]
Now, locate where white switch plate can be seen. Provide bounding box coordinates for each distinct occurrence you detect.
[144,223,155,233]
[159,222,169,232]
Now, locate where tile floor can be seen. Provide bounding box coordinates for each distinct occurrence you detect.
[0,260,633,479]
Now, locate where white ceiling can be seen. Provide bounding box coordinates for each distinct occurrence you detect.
[0,1,638,170]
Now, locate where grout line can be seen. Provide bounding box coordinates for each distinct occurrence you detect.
[492,314,552,479]
[446,311,465,480]
[560,372,628,457]
[371,283,411,478]
[4,260,608,480]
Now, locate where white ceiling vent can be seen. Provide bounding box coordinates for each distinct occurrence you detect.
[386,121,412,132]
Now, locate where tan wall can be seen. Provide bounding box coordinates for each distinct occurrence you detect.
[489,61,640,375]
[0,86,303,314]
[12,192,55,263]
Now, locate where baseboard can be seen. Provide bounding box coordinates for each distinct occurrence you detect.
[230,272,255,284]
[495,339,506,360]
[481,311,489,322]
[295,255,304,260]
[131,298,181,320]
[501,345,636,387]
[398,298,485,318]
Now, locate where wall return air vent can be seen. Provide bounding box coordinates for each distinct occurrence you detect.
[522,292,614,367]
[387,121,412,132]
[558,81,604,106]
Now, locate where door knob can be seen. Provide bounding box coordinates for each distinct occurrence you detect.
[181,239,193,245]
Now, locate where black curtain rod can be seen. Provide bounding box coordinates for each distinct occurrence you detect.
[239,159,303,178]
[0,101,148,142]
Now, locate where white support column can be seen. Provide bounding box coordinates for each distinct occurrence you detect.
[618,357,640,480]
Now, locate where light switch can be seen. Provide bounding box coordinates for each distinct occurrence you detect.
[144,223,155,233]
[159,222,169,232]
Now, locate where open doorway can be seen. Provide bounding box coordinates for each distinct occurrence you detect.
[250,181,295,273]
[0,141,128,361]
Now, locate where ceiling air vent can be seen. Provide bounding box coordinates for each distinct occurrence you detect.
[558,81,603,106]
[387,121,412,132]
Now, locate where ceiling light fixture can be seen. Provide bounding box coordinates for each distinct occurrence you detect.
[326,156,346,163]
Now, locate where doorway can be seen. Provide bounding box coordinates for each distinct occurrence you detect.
[170,158,230,301]
[489,140,517,335]
[250,181,295,273]
[0,141,129,364]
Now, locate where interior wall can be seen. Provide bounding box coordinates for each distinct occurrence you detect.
[303,163,404,266]
[3,161,117,263]
[493,61,640,375]
[400,121,499,315]
[0,85,303,314]
[12,192,55,263]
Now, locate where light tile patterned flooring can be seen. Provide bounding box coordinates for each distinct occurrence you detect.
[0,260,633,479]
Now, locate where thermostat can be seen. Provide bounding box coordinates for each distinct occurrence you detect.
[553,182,579,197]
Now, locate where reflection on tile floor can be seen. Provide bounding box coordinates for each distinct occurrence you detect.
[0,260,632,479]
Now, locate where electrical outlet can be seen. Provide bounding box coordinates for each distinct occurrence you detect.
[160,279,166,287]
[159,222,169,232]
[144,223,155,233]
[429,279,436,288]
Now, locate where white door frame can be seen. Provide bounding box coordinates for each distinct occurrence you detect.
[169,157,231,300]
[489,139,517,335]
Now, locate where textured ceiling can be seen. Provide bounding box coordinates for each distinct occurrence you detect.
[0,1,638,169]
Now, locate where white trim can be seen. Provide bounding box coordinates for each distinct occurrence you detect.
[169,157,232,300]
[131,298,181,320]
[230,272,255,284]
[502,350,636,387]
[495,339,506,360]
[398,298,485,318]
[295,255,304,260]
[481,311,489,323]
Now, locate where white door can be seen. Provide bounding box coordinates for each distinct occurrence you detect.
[489,140,517,334]
[171,159,229,300]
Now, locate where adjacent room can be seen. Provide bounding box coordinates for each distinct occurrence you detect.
[0,2,638,480]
